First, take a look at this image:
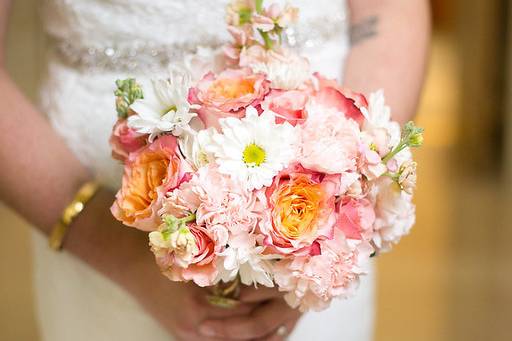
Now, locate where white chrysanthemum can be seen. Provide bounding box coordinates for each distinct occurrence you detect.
[215,235,275,287]
[208,106,298,190]
[178,127,216,170]
[128,68,197,141]
[251,51,311,90]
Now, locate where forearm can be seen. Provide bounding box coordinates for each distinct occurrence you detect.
[0,70,91,232]
[344,0,431,123]
[0,71,151,291]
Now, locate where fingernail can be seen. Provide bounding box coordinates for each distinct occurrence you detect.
[199,324,216,337]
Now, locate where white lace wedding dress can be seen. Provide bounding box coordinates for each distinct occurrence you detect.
[32,1,375,340]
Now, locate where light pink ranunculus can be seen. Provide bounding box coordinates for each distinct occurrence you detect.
[188,68,270,129]
[109,119,147,161]
[336,198,375,241]
[273,228,373,312]
[111,135,190,231]
[299,102,361,174]
[260,164,339,255]
[261,89,308,126]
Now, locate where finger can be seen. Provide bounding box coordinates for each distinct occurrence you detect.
[257,317,300,341]
[199,298,300,340]
[238,285,283,303]
[175,328,241,341]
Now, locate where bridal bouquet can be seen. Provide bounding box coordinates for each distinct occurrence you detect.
[109,0,423,312]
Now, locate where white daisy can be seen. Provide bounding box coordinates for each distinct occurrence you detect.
[208,106,298,190]
[128,67,197,141]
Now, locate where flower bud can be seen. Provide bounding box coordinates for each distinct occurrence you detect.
[114,78,143,118]
[403,121,424,148]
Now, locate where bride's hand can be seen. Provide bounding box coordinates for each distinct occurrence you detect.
[126,254,258,341]
[198,286,302,340]
[68,189,256,341]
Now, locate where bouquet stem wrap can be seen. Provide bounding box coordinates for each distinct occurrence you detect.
[206,277,241,309]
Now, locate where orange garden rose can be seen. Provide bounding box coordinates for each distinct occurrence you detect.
[188,68,270,128]
[261,164,339,254]
[111,135,189,231]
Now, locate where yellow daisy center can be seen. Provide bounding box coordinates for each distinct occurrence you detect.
[163,105,177,115]
[243,143,266,167]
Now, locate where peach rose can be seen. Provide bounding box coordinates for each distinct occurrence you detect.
[111,135,189,231]
[109,119,147,161]
[261,89,308,126]
[261,164,339,255]
[188,68,270,128]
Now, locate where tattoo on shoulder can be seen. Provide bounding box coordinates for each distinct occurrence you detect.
[350,16,379,46]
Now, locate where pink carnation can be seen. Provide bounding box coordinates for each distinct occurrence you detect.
[370,178,416,252]
[162,164,265,236]
[299,102,361,174]
[273,229,373,312]
[188,68,270,129]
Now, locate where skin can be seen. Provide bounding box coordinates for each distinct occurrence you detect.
[0,0,430,340]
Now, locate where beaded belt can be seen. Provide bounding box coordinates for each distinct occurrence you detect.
[51,16,347,72]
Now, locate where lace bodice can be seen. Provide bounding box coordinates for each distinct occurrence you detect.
[40,0,350,188]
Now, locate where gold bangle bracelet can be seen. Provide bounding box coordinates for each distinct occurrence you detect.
[49,181,100,251]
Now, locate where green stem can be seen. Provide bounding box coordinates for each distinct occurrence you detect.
[259,29,273,50]
[181,213,196,224]
[255,0,264,13]
[382,142,407,163]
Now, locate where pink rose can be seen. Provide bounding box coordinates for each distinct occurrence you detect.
[188,68,270,129]
[111,135,191,231]
[310,73,367,124]
[261,89,308,126]
[109,119,147,161]
[335,198,375,241]
[260,164,339,255]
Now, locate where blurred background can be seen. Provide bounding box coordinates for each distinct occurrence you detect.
[1,1,512,340]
